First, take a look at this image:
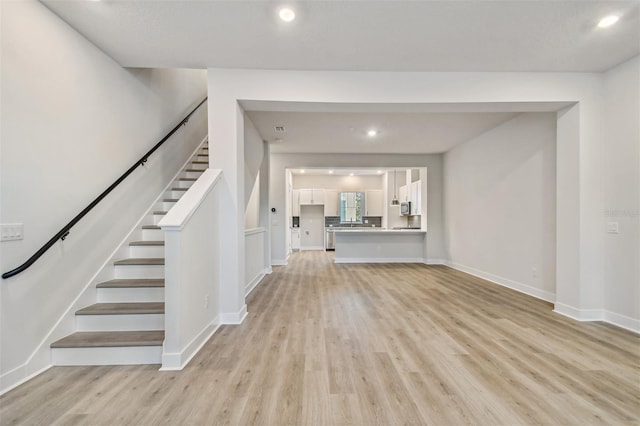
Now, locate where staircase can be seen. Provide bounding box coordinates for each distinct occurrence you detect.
[50,144,209,365]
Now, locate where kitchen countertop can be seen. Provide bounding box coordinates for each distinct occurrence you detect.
[329,228,425,234]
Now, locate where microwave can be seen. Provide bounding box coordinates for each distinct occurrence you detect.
[400,201,411,215]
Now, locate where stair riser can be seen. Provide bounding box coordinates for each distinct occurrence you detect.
[196,154,208,161]
[129,245,164,258]
[76,314,164,331]
[167,189,188,198]
[97,287,164,303]
[142,228,164,240]
[153,214,167,225]
[52,346,162,366]
[176,180,195,189]
[158,201,177,211]
[189,163,207,171]
[114,264,164,279]
[184,171,204,179]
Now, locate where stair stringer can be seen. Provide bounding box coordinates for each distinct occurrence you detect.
[9,137,208,381]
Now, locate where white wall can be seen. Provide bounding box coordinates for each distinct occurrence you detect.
[244,228,267,296]
[245,173,260,229]
[444,113,557,301]
[292,174,383,191]
[602,56,640,330]
[0,1,207,390]
[271,153,445,264]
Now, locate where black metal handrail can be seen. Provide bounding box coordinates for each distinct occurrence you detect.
[2,97,208,279]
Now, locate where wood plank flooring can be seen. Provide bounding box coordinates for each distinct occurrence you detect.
[1,251,639,425]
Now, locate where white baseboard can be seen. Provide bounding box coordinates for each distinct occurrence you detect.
[0,364,52,396]
[265,266,273,274]
[426,258,447,265]
[271,259,288,266]
[334,257,425,264]
[160,319,221,371]
[220,304,248,324]
[245,272,265,297]
[554,303,640,334]
[446,261,556,303]
[604,310,640,333]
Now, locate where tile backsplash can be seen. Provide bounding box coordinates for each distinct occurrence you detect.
[324,216,382,228]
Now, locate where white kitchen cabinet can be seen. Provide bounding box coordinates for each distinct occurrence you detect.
[365,190,384,217]
[324,190,339,216]
[292,189,300,216]
[410,181,422,215]
[399,185,408,202]
[291,228,300,251]
[299,188,325,205]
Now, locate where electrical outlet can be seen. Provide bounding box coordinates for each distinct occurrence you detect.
[532,267,538,278]
[607,222,619,234]
[204,294,209,308]
[1,223,24,241]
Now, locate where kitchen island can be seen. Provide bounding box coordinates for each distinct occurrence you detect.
[331,228,427,263]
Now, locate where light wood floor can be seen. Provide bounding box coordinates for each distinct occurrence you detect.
[2,251,639,425]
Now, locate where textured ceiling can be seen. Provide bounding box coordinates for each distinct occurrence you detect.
[43,0,639,72]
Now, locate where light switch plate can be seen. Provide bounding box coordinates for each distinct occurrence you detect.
[1,223,24,241]
[607,222,619,234]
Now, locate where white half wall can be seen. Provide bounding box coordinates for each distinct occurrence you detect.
[444,113,557,302]
[245,228,267,296]
[0,0,207,392]
[160,169,222,370]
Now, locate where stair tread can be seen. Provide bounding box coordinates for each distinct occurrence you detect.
[179,178,197,181]
[96,278,164,288]
[129,241,164,246]
[185,169,204,172]
[51,330,164,348]
[141,225,161,229]
[191,161,208,164]
[152,211,168,215]
[170,188,188,191]
[162,198,179,202]
[77,302,164,315]
[114,257,164,265]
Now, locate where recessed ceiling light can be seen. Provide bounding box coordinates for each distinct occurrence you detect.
[300,169,305,174]
[329,170,334,174]
[349,173,354,177]
[377,170,382,174]
[598,15,620,28]
[367,129,378,137]
[279,7,295,22]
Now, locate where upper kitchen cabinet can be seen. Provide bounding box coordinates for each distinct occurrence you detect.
[325,190,339,216]
[292,189,300,216]
[299,188,325,205]
[365,190,384,216]
[399,185,408,203]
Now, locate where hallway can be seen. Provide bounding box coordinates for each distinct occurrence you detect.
[1,251,638,425]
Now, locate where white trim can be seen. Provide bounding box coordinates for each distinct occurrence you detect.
[447,261,556,303]
[265,266,273,274]
[160,319,221,371]
[300,246,325,251]
[604,311,640,334]
[334,257,425,264]
[245,272,266,297]
[271,259,288,266]
[159,169,223,230]
[0,364,52,396]
[425,258,447,265]
[553,303,604,321]
[244,227,266,236]
[220,304,248,324]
